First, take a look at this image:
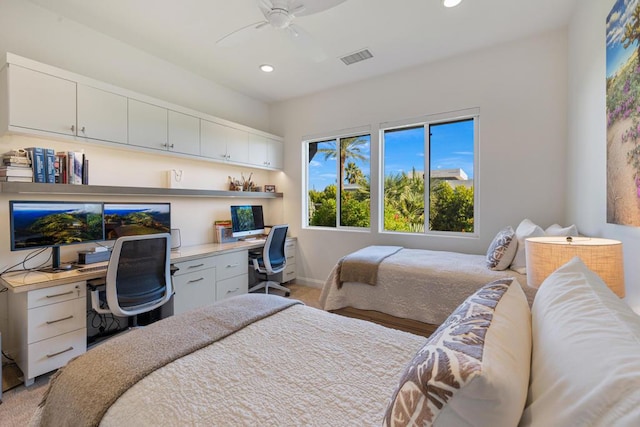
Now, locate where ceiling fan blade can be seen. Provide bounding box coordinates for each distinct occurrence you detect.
[290,0,347,17]
[257,0,273,17]
[216,21,269,47]
[285,23,327,62]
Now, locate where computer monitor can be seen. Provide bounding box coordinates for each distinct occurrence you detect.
[103,203,171,239]
[9,200,105,271]
[230,205,265,239]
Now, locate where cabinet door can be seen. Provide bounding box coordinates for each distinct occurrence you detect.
[216,274,248,301]
[200,119,230,161]
[248,133,269,167]
[225,126,249,164]
[168,110,200,156]
[77,85,127,144]
[128,99,168,150]
[8,65,76,136]
[267,137,284,170]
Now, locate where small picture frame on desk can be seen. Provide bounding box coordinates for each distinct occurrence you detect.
[264,185,276,193]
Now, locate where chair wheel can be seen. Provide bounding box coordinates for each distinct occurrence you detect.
[285,292,291,297]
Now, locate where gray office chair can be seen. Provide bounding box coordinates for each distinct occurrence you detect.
[248,224,290,297]
[90,233,173,324]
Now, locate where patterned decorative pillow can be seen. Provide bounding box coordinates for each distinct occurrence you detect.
[486,226,517,270]
[383,278,531,427]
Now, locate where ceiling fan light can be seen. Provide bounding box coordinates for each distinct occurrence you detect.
[443,0,462,7]
[260,64,275,73]
[268,9,291,29]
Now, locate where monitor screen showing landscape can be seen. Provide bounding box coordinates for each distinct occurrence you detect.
[10,201,104,250]
[230,205,264,238]
[103,203,171,239]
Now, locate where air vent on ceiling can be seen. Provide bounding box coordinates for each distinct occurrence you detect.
[340,49,373,66]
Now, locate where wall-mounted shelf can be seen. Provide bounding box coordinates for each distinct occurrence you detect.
[0,182,283,198]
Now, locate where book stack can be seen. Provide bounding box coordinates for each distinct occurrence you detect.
[214,220,236,243]
[54,151,89,185]
[1,150,33,182]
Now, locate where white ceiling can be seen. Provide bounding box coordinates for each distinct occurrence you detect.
[27,0,580,104]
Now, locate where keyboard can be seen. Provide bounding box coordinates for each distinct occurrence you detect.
[78,265,107,273]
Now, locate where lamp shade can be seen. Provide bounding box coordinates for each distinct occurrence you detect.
[525,236,625,298]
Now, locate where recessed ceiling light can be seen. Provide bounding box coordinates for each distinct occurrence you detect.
[259,64,274,73]
[443,0,462,7]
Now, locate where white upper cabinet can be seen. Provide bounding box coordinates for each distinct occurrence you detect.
[248,133,283,170]
[128,99,168,150]
[168,110,200,156]
[7,65,76,136]
[200,119,249,164]
[77,84,127,144]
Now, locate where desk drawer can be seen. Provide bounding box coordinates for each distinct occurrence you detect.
[28,298,86,344]
[216,251,247,281]
[173,256,216,276]
[28,282,85,309]
[27,328,86,379]
[173,269,216,315]
[216,274,248,301]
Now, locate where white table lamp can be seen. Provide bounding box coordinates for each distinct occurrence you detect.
[525,236,625,298]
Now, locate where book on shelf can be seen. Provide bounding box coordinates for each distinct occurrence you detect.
[0,176,33,182]
[44,148,56,183]
[69,151,84,185]
[55,152,67,184]
[2,156,31,167]
[0,166,34,178]
[25,147,46,183]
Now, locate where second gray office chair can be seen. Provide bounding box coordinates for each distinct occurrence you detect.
[248,224,290,297]
[90,233,173,326]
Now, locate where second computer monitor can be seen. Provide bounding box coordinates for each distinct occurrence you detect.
[104,202,171,239]
[230,205,265,239]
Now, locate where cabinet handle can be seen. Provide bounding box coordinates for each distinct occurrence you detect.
[226,287,239,293]
[187,277,204,284]
[169,143,174,149]
[188,263,205,269]
[46,290,74,299]
[285,271,295,276]
[70,125,75,132]
[225,263,239,268]
[46,346,74,358]
[46,315,74,325]
[286,256,294,260]
[80,126,86,133]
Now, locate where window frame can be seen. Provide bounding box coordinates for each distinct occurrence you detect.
[379,107,479,237]
[303,126,372,231]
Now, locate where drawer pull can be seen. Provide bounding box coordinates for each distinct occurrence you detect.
[46,315,74,325]
[188,263,205,269]
[187,277,205,284]
[225,263,239,268]
[46,346,74,358]
[286,256,294,260]
[226,287,239,293]
[46,290,74,299]
[285,271,295,276]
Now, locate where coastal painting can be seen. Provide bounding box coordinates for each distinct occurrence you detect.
[607,0,640,226]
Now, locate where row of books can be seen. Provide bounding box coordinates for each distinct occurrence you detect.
[0,148,88,184]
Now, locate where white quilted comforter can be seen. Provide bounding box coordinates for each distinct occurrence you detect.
[320,248,535,325]
[31,304,425,426]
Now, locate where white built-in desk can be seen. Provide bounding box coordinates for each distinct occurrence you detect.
[0,238,297,386]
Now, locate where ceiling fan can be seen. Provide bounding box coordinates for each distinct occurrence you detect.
[215,0,347,62]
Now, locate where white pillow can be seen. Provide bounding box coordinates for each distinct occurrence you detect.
[486,226,517,270]
[510,219,545,274]
[520,257,640,426]
[544,223,578,236]
[383,278,531,427]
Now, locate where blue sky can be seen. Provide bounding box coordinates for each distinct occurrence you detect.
[308,120,474,190]
[606,0,638,78]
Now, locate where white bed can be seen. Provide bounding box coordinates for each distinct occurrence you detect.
[31,294,426,426]
[319,247,536,329]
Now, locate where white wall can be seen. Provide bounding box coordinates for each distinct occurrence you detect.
[0,0,270,131]
[271,30,569,286]
[567,0,640,311]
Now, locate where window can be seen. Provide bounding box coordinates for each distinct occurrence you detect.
[382,110,477,234]
[306,132,371,229]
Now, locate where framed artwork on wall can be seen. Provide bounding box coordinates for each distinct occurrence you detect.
[606,0,640,226]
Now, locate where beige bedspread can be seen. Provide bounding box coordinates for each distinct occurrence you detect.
[338,245,402,287]
[320,247,536,325]
[36,294,300,427]
[30,300,426,426]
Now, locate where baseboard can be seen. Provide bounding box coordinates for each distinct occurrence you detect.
[293,276,324,288]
